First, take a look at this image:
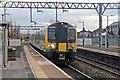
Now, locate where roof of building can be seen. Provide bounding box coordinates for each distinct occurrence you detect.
[92,28,106,33]
[107,21,120,28]
[79,28,92,33]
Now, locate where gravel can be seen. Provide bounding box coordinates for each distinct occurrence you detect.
[70,60,119,78]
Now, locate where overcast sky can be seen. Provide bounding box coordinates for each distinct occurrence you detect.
[0,0,119,32]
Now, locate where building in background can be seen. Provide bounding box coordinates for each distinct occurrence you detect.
[91,21,120,46]
[77,28,92,38]
[107,21,120,36]
[92,28,106,37]
[92,21,120,37]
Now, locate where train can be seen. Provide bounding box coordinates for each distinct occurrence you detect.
[32,22,77,64]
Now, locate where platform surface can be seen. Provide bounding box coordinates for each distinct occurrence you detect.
[78,46,120,57]
[25,45,72,79]
[2,59,28,78]
[2,46,34,79]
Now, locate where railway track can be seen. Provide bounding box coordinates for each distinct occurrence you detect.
[60,65,94,80]
[29,43,94,79]
[29,43,120,78]
[77,49,120,67]
[75,55,120,77]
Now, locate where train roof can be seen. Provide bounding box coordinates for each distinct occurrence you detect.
[49,22,75,28]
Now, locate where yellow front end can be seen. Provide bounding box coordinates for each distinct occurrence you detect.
[58,43,66,52]
[44,23,77,63]
[44,26,56,49]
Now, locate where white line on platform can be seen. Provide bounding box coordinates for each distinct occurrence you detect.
[29,44,72,78]
[24,46,36,78]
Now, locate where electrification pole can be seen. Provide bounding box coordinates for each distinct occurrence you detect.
[78,21,85,45]
[83,22,85,45]
[56,2,58,22]
[103,15,115,48]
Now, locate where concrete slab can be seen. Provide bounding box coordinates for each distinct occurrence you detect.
[2,46,35,79]
[2,58,27,78]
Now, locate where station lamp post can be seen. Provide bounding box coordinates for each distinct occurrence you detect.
[0,14,4,22]
[0,7,10,67]
[37,10,43,46]
[0,14,9,22]
[31,21,37,44]
[1,8,10,46]
[79,21,85,45]
[103,15,115,48]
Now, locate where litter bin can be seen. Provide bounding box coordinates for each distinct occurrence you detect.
[8,48,16,61]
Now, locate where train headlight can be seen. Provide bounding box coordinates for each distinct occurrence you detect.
[48,45,50,47]
[72,46,74,48]
[51,44,55,48]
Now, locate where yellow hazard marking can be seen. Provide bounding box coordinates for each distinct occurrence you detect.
[24,46,48,78]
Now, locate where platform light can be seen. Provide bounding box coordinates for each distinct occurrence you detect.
[37,10,43,13]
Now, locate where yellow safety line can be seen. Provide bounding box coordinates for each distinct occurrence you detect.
[24,46,48,78]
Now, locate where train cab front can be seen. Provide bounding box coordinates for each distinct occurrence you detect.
[47,22,77,64]
[55,22,76,63]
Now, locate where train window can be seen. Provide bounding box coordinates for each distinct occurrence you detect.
[48,27,56,42]
[56,27,67,43]
[68,29,76,43]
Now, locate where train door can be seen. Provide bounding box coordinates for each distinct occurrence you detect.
[56,26,68,52]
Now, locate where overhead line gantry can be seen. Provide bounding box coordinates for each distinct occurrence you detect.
[0,1,120,48]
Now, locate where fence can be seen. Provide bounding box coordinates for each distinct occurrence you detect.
[92,36,120,46]
[77,38,92,45]
[77,36,120,46]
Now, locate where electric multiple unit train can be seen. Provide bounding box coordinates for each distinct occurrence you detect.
[34,22,77,63]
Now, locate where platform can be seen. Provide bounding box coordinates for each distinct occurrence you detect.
[24,45,72,79]
[78,46,120,57]
[2,59,28,78]
[2,46,34,79]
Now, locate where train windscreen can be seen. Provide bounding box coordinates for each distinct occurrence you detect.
[48,27,56,42]
[56,26,67,43]
[68,29,76,43]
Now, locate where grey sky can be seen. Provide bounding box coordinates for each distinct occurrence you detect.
[0,0,119,32]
